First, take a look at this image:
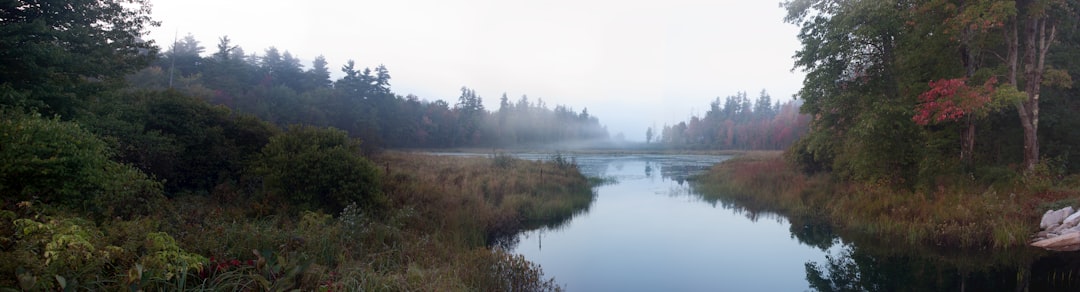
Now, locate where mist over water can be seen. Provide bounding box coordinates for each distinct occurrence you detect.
[490,153,1080,291]
[507,154,826,291]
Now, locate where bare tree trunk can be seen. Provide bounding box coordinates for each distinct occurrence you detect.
[1019,15,1054,170]
[1012,3,1056,173]
[960,26,976,166]
[961,118,975,164]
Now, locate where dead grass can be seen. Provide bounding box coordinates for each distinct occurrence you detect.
[1,152,588,291]
[696,152,1080,249]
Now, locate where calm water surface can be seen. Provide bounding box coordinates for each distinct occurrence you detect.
[436,152,1080,291]
[509,154,828,291]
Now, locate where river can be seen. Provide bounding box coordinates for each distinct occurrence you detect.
[494,153,1080,291]
[501,154,821,291]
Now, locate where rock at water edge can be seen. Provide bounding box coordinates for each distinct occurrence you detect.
[1032,232,1080,251]
[1041,207,1074,229]
[1064,211,1080,227]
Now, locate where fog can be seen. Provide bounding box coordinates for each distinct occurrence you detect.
[146,0,806,141]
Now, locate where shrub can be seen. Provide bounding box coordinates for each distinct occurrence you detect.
[83,90,280,195]
[3,214,202,291]
[254,125,384,213]
[0,113,163,218]
[0,113,110,206]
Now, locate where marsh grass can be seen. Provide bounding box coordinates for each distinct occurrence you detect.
[695,152,1080,250]
[1,152,585,291]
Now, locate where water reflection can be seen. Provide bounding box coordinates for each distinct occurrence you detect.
[512,154,833,291]
[794,228,1080,291]
[440,152,1080,290]
[689,170,1080,291]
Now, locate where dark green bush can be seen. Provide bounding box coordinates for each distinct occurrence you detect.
[84,90,279,195]
[254,125,384,213]
[0,113,163,218]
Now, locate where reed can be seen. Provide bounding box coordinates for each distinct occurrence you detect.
[696,152,1080,249]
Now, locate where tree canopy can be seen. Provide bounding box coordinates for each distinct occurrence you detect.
[784,0,1080,185]
[0,0,158,116]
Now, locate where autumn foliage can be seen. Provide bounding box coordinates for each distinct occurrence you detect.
[658,91,810,150]
[912,77,997,125]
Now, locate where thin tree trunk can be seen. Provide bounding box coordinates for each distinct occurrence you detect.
[1007,1,1055,173]
[960,26,976,166]
[961,118,975,164]
[1018,14,1055,172]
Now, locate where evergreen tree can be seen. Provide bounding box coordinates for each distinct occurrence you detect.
[0,0,159,116]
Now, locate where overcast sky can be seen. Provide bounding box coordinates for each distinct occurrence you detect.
[145,0,805,141]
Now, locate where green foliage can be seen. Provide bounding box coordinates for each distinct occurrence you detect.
[140,232,207,281]
[97,162,166,219]
[255,125,384,213]
[1022,156,1070,193]
[0,0,159,117]
[0,113,163,218]
[2,209,209,291]
[844,102,923,186]
[973,166,1019,189]
[0,113,109,205]
[787,132,836,174]
[9,216,103,290]
[991,84,1025,111]
[82,90,279,194]
[783,0,1080,184]
[138,36,611,150]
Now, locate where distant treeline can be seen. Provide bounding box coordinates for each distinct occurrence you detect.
[652,90,809,150]
[136,35,609,149]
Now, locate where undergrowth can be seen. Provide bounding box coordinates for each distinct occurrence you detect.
[694,153,1080,250]
[0,153,590,291]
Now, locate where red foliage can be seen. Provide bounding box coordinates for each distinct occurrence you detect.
[199,256,258,278]
[912,77,996,125]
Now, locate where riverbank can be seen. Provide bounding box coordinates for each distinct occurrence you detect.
[1,152,590,291]
[694,152,1080,249]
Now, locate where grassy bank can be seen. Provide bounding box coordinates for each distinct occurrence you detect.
[695,152,1080,249]
[1,152,592,291]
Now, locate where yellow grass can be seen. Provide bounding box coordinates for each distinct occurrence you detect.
[695,152,1079,250]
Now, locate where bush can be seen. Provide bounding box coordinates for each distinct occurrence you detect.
[3,212,205,291]
[0,113,163,218]
[254,125,384,213]
[785,135,833,174]
[83,90,279,195]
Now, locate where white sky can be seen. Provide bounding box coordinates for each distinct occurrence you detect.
[145,0,805,141]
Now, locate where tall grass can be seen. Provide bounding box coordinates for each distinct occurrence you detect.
[695,152,1080,250]
[1,152,587,291]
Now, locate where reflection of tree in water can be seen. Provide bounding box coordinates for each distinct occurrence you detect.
[685,163,1080,291]
[787,214,837,251]
[490,194,597,251]
[804,234,1080,292]
[655,163,710,185]
[688,183,790,223]
[805,245,1009,291]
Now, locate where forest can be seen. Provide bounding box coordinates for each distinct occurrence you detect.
[132,34,611,150]
[652,90,810,150]
[699,0,1080,253]
[16,0,1080,289]
[0,0,605,290]
[783,0,1080,185]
